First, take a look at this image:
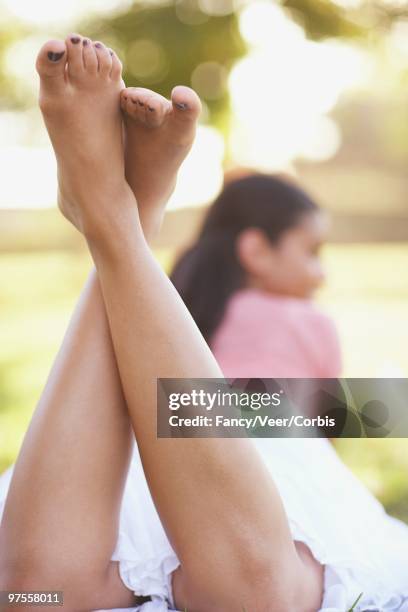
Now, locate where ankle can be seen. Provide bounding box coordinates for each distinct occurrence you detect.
[81,181,138,236]
[86,207,147,265]
[139,209,165,243]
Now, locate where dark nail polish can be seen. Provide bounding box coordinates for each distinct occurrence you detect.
[131,99,138,104]
[83,39,89,46]
[48,51,65,62]
[138,101,144,107]
[70,37,80,44]
[109,50,114,56]
[175,102,188,110]
[148,106,155,112]
[95,42,103,49]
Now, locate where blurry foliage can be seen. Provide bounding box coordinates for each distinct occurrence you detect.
[283,0,408,39]
[80,0,408,130]
[283,0,363,39]
[1,0,408,124]
[81,0,367,129]
[82,2,246,129]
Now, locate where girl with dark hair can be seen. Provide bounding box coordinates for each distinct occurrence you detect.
[171,173,341,378]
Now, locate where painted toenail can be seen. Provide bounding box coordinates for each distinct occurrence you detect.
[83,39,89,46]
[71,37,81,44]
[148,106,155,112]
[131,99,138,104]
[175,102,188,110]
[47,51,65,62]
[95,43,103,49]
[138,101,144,106]
[109,50,114,56]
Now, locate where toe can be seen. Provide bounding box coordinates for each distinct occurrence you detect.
[93,41,112,77]
[171,86,202,121]
[124,88,147,122]
[121,87,170,127]
[36,39,67,81]
[82,37,98,73]
[66,33,85,76]
[109,50,123,81]
[142,93,167,128]
[121,90,139,120]
[132,93,147,124]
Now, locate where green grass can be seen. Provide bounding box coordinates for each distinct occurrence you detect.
[0,244,407,523]
[348,592,363,611]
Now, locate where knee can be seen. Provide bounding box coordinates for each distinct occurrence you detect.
[178,555,296,611]
[250,553,324,612]
[237,559,303,612]
[178,547,322,612]
[0,555,93,611]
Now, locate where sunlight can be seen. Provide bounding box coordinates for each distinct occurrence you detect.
[167,126,225,210]
[228,1,371,169]
[0,146,57,209]
[0,126,224,210]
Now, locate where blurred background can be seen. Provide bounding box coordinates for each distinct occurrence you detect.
[0,0,407,521]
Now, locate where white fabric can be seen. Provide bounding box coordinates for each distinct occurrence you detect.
[252,438,408,611]
[1,438,408,611]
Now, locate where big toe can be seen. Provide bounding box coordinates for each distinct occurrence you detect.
[171,86,202,122]
[36,39,67,81]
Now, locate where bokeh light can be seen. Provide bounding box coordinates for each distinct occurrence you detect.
[198,0,236,16]
[191,61,228,101]
[127,39,169,83]
[175,0,209,25]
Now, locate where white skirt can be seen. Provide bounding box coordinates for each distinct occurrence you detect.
[1,438,408,612]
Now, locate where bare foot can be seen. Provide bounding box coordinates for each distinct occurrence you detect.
[36,35,135,237]
[120,85,201,238]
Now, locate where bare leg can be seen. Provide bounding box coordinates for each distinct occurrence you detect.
[0,37,137,611]
[0,268,136,611]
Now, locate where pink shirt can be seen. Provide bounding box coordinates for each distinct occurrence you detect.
[211,289,342,378]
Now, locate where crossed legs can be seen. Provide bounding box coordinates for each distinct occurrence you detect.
[0,34,200,612]
[0,36,324,612]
